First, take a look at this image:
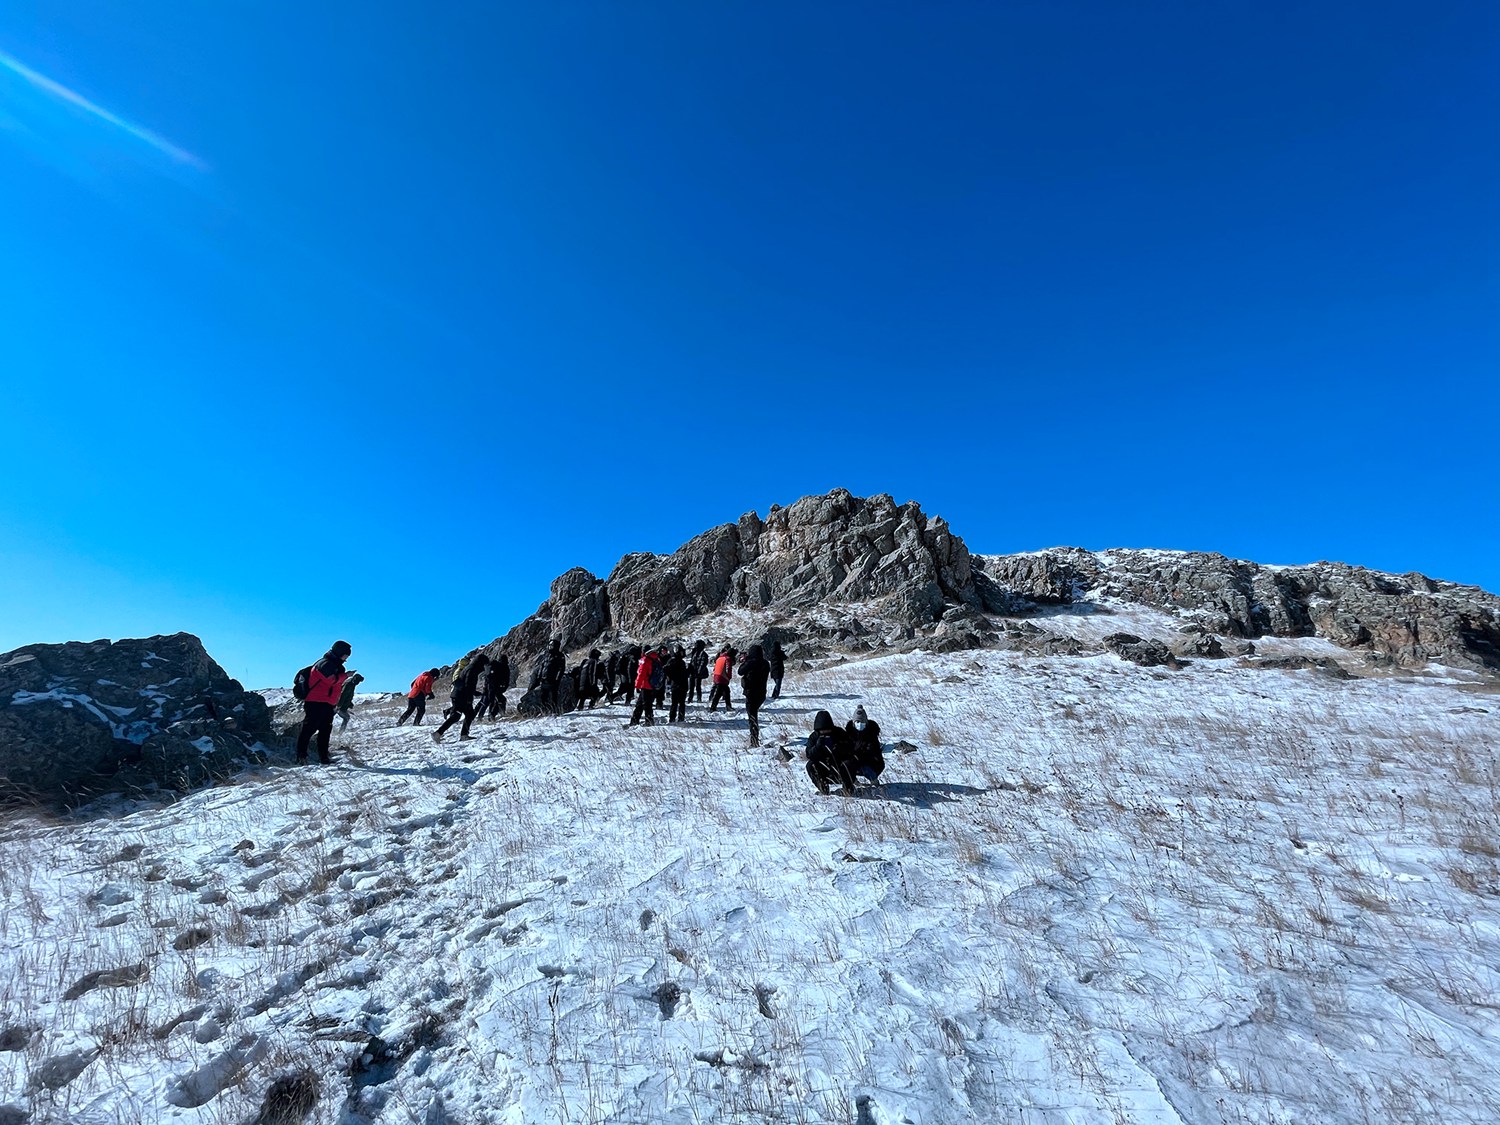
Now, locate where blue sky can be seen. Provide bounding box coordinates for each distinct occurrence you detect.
[2,2,1496,691]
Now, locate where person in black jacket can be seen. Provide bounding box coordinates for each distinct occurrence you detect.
[478,654,510,719]
[435,654,488,742]
[769,643,787,700]
[665,647,689,723]
[844,704,885,783]
[578,649,603,708]
[804,709,856,794]
[687,640,708,702]
[738,644,771,747]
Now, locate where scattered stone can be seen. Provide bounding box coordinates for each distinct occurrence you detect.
[28,1047,97,1091]
[63,962,148,1001]
[173,925,213,951]
[1103,633,1182,669]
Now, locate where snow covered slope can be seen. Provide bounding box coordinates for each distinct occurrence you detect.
[2,642,1497,1124]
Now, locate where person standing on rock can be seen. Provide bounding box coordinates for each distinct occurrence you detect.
[768,642,787,700]
[297,640,352,765]
[708,646,734,712]
[335,672,365,731]
[629,646,663,726]
[738,644,770,747]
[844,704,885,784]
[397,668,439,726]
[434,654,489,742]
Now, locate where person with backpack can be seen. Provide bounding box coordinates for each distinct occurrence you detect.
[335,672,365,731]
[769,643,787,700]
[478,654,510,719]
[738,644,771,747]
[295,640,353,765]
[708,646,734,712]
[434,653,489,742]
[665,646,689,723]
[629,646,663,726]
[687,640,709,702]
[844,704,885,784]
[397,668,439,726]
[535,639,566,712]
[804,709,856,795]
[578,649,603,709]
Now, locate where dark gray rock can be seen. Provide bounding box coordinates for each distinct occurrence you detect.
[1103,633,1182,669]
[0,634,277,807]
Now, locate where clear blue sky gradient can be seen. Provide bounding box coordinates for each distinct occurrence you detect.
[2,2,1496,690]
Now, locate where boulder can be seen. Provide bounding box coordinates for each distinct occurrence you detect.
[0,634,277,806]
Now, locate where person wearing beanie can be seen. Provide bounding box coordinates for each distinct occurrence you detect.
[805,709,856,795]
[844,704,885,784]
[738,643,771,748]
[665,646,689,723]
[297,640,353,764]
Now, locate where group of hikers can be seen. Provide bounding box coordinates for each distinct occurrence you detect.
[294,637,886,794]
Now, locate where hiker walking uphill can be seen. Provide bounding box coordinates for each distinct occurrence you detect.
[629,646,663,726]
[295,640,353,765]
[335,672,365,731]
[769,643,787,700]
[397,669,439,726]
[435,653,489,742]
[708,646,734,712]
[478,654,510,719]
[535,639,566,713]
[738,644,771,747]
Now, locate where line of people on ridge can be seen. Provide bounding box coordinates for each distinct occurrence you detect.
[293,638,887,795]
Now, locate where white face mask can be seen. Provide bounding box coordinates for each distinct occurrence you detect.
[855,721,867,731]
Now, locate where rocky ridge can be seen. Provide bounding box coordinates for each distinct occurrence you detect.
[465,491,1500,683]
[0,633,276,806]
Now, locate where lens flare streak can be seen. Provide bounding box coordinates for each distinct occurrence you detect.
[0,47,206,170]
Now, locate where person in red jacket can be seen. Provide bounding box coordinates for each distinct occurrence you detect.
[629,645,663,726]
[397,668,440,726]
[297,640,352,765]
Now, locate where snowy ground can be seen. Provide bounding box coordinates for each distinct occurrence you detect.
[2,626,1498,1124]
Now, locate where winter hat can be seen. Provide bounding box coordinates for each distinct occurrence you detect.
[853,705,868,723]
[812,710,835,731]
[332,640,352,658]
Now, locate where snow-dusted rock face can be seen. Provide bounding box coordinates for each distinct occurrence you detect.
[488,490,984,673]
[0,633,275,806]
[977,549,1500,673]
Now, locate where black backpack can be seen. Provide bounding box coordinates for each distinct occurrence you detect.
[292,665,313,701]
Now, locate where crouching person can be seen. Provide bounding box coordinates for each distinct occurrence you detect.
[805,710,856,795]
[844,704,885,784]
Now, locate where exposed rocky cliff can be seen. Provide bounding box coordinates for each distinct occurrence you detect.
[0,633,276,806]
[462,492,1499,683]
[976,548,1500,673]
[473,490,985,680]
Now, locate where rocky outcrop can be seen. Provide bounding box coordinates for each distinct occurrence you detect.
[489,490,987,677]
[0,633,275,806]
[975,549,1500,674]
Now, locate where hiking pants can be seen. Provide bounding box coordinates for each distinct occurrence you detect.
[297,702,336,762]
[397,696,427,725]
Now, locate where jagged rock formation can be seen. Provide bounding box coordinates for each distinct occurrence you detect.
[977,548,1500,673]
[479,490,984,675]
[0,633,275,806]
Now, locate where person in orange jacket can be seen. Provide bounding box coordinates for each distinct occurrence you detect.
[708,646,734,712]
[296,640,352,765]
[397,668,440,726]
